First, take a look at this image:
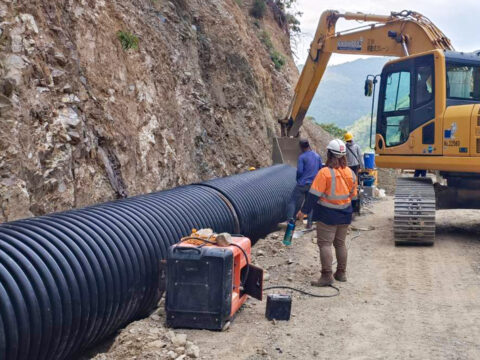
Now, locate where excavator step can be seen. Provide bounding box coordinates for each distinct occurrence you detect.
[393,177,436,246]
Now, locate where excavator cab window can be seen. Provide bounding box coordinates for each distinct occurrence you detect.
[377,54,436,148]
[381,70,411,147]
[416,66,433,105]
[384,71,411,111]
[411,55,435,133]
[446,64,480,101]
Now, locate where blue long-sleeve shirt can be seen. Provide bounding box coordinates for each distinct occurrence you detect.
[296,150,322,186]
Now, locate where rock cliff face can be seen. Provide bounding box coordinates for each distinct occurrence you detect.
[0,0,330,222]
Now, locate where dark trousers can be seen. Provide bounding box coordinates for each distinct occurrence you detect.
[349,166,360,213]
[286,184,313,224]
[349,165,360,177]
[414,170,427,177]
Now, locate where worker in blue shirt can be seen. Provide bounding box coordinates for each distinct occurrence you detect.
[286,139,322,226]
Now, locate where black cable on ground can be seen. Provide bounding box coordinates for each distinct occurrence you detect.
[180,237,341,299]
[262,230,363,298]
[264,285,340,298]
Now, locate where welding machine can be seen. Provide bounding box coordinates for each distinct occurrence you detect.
[166,230,263,330]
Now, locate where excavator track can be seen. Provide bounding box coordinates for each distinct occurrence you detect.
[394,177,436,245]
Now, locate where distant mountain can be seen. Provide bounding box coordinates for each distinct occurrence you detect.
[299,57,389,128]
[347,115,376,152]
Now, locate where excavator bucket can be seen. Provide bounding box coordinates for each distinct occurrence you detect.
[272,137,300,168]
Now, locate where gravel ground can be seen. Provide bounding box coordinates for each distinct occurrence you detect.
[85,197,480,360]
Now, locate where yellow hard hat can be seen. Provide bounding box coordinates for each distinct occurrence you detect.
[344,132,353,141]
[248,167,256,171]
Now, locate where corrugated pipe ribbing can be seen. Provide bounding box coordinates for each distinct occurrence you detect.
[0,164,295,359]
[199,164,296,241]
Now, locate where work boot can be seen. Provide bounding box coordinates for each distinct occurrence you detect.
[334,270,347,282]
[311,271,334,287]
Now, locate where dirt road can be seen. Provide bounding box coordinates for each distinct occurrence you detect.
[89,197,480,360]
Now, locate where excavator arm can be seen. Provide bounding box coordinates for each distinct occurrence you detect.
[283,10,453,137]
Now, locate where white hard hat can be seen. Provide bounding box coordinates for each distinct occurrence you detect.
[327,139,346,157]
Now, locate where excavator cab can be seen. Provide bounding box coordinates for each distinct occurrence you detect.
[375,50,480,171]
[375,51,439,157]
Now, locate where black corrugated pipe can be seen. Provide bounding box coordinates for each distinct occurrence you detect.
[199,164,297,241]
[0,165,295,359]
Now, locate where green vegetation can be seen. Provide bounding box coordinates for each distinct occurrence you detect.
[271,0,302,37]
[250,0,266,19]
[347,115,376,151]
[249,0,301,37]
[116,30,139,50]
[259,30,273,50]
[317,122,347,139]
[259,31,285,70]
[270,50,286,70]
[276,1,302,34]
[234,0,242,6]
[275,0,297,8]
[286,13,301,34]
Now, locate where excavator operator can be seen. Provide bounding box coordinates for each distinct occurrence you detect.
[298,139,357,287]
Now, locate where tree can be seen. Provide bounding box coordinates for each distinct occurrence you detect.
[318,122,347,139]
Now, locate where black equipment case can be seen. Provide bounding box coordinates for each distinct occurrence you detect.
[166,245,234,330]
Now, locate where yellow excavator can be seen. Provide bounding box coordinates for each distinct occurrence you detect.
[274,10,480,244]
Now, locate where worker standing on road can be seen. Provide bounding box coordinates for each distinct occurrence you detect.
[298,139,357,287]
[344,132,364,175]
[414,170,427,177]
[286,139,322,226]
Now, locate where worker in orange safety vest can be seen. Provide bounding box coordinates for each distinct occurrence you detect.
[297,139,357,287]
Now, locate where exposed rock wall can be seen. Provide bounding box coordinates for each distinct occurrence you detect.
[0,0,330,222]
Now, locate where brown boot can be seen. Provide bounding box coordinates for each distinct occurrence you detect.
[311,271,334,287]
[334,270,347,282]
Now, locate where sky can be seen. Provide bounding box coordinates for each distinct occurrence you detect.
[293,0,480,65]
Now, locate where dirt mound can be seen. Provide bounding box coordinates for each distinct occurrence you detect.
[82,304,201,360]
[302,118,333,160]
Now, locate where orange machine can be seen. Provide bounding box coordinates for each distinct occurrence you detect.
[228,236,252,315]
[166,230,262,330]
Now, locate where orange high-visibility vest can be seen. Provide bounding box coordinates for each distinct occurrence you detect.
[309,166,357,210]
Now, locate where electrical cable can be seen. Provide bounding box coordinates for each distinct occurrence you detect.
[180,230,362,300]
[264,285,340,298]
[262,230,362,298]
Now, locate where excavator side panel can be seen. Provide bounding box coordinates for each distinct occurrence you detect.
[442,105,475,156]
[375,154,480,172]
[470,105,480,157]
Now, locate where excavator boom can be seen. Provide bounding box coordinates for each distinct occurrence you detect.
[282,10,453,138]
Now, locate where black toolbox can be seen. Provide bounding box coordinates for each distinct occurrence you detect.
[166,245,233,330]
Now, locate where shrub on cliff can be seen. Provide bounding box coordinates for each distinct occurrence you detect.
[250,0,266,19]
[117,30,139,50]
